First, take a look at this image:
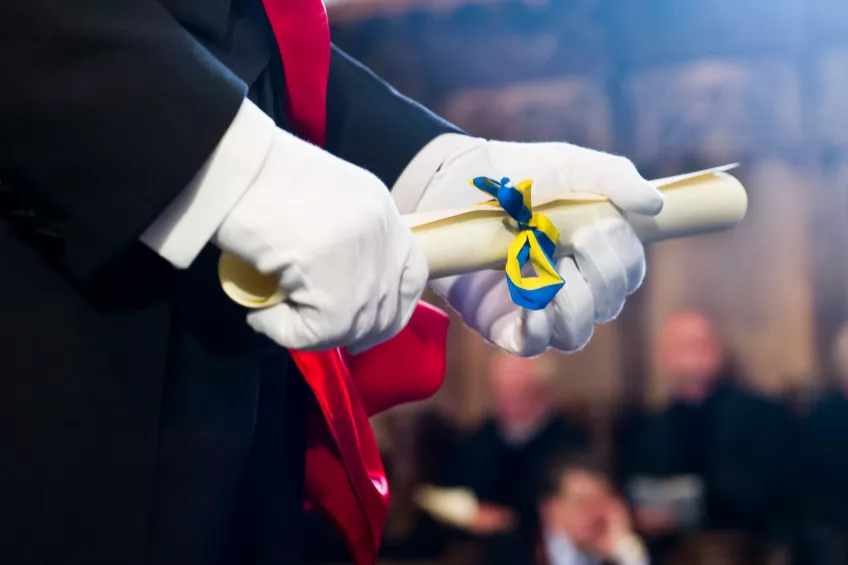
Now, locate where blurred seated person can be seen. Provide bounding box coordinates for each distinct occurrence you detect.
[437,350,589,538]
[529,452,649,565]
[789,324,848,564]
[617,311,790,558]
[662,532,787,565]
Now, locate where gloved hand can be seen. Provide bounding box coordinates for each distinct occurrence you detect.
[215,127,428,353]
[402,137,663,356]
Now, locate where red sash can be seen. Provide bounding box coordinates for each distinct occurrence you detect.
[259,1,450,563]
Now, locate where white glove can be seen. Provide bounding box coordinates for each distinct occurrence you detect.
[214,127,428,353]
[401,137,663,357]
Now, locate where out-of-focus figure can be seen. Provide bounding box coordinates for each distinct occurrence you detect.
[790,324,848,564]
[444,451,648,565]
[414,351,588,564]
[442,351,589,538]
[655,310,727,405]
[617,310,790,561]
[532,453,649,565]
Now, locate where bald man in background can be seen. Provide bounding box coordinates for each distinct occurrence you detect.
[432,352,588,564]
[616,311,791,561]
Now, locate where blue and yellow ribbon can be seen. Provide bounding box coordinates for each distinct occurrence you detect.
[471,177,564,310]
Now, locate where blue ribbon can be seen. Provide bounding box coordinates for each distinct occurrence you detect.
[471,176,565,310]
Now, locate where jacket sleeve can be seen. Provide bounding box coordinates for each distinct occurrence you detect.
[324,45,464,188]
[0,0,247,281]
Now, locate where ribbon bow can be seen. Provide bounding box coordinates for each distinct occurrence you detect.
[471,177,565,310]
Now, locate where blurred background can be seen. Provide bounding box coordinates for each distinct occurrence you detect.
[307,1,848,564]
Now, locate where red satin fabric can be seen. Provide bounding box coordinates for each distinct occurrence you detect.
[342,302,449,418]
[260,0,329,147]
[260,2,451,563]
[294,304,449,565]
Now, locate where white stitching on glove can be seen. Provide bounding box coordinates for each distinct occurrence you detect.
[214,128,429,353]
[415,139,663,357]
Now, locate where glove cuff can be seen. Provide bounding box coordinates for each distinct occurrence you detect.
[391,133,484,213]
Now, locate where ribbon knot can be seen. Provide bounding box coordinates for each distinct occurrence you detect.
[471,177,565,311]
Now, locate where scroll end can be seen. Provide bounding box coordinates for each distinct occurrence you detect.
[218,252,285,309]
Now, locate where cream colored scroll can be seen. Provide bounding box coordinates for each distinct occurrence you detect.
[219,165,747,308]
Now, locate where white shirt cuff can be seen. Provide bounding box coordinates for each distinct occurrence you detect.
[140,98,277,268]
[391,133,484,214]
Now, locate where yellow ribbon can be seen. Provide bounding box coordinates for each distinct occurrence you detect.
[471,177,564,310]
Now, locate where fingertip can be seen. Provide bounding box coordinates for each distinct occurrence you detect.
[246,304,292,346]
[490,307,552,357]
[568,323,594,354]
[641,182,665,215]
[346,340,372,356]
[595,302,624,325]
[626,257,647,296]
[551,259,595,353]
[571,231,628,325]
[520,305,555,356]
[247,303,323,351]
[510,339,549,358]
[622,180,664,216]
[350,300,413,356]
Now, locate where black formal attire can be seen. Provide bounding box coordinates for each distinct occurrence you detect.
[789,390,848,565]
[444,417,587,535]
[440,416,588,565]
[0,2,459,564]
[617,378,791,561]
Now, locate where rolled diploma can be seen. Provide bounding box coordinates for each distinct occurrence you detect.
[219,165,747,308]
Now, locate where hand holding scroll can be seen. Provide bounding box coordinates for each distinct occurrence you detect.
[214,128,428,353]
[415,140,664,356]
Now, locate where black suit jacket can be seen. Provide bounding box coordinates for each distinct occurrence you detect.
[0,2,460,564]
[787,392,848,565]
[442,417,588,531]
[617,382,791,559]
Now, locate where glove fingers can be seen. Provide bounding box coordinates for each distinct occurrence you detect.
[437,269,553,356]
[446,270,504,315]
[576,218,646,296]
[346,326,395,355]
[473,274,526,334]
[604,219,647,295]
[561,149,663,216]
[550,257,595,353]
[489,304,554,358]
[573,221,628,323]
[348,238,429,355]
[247,303,327,351]
[433,270,509,335]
